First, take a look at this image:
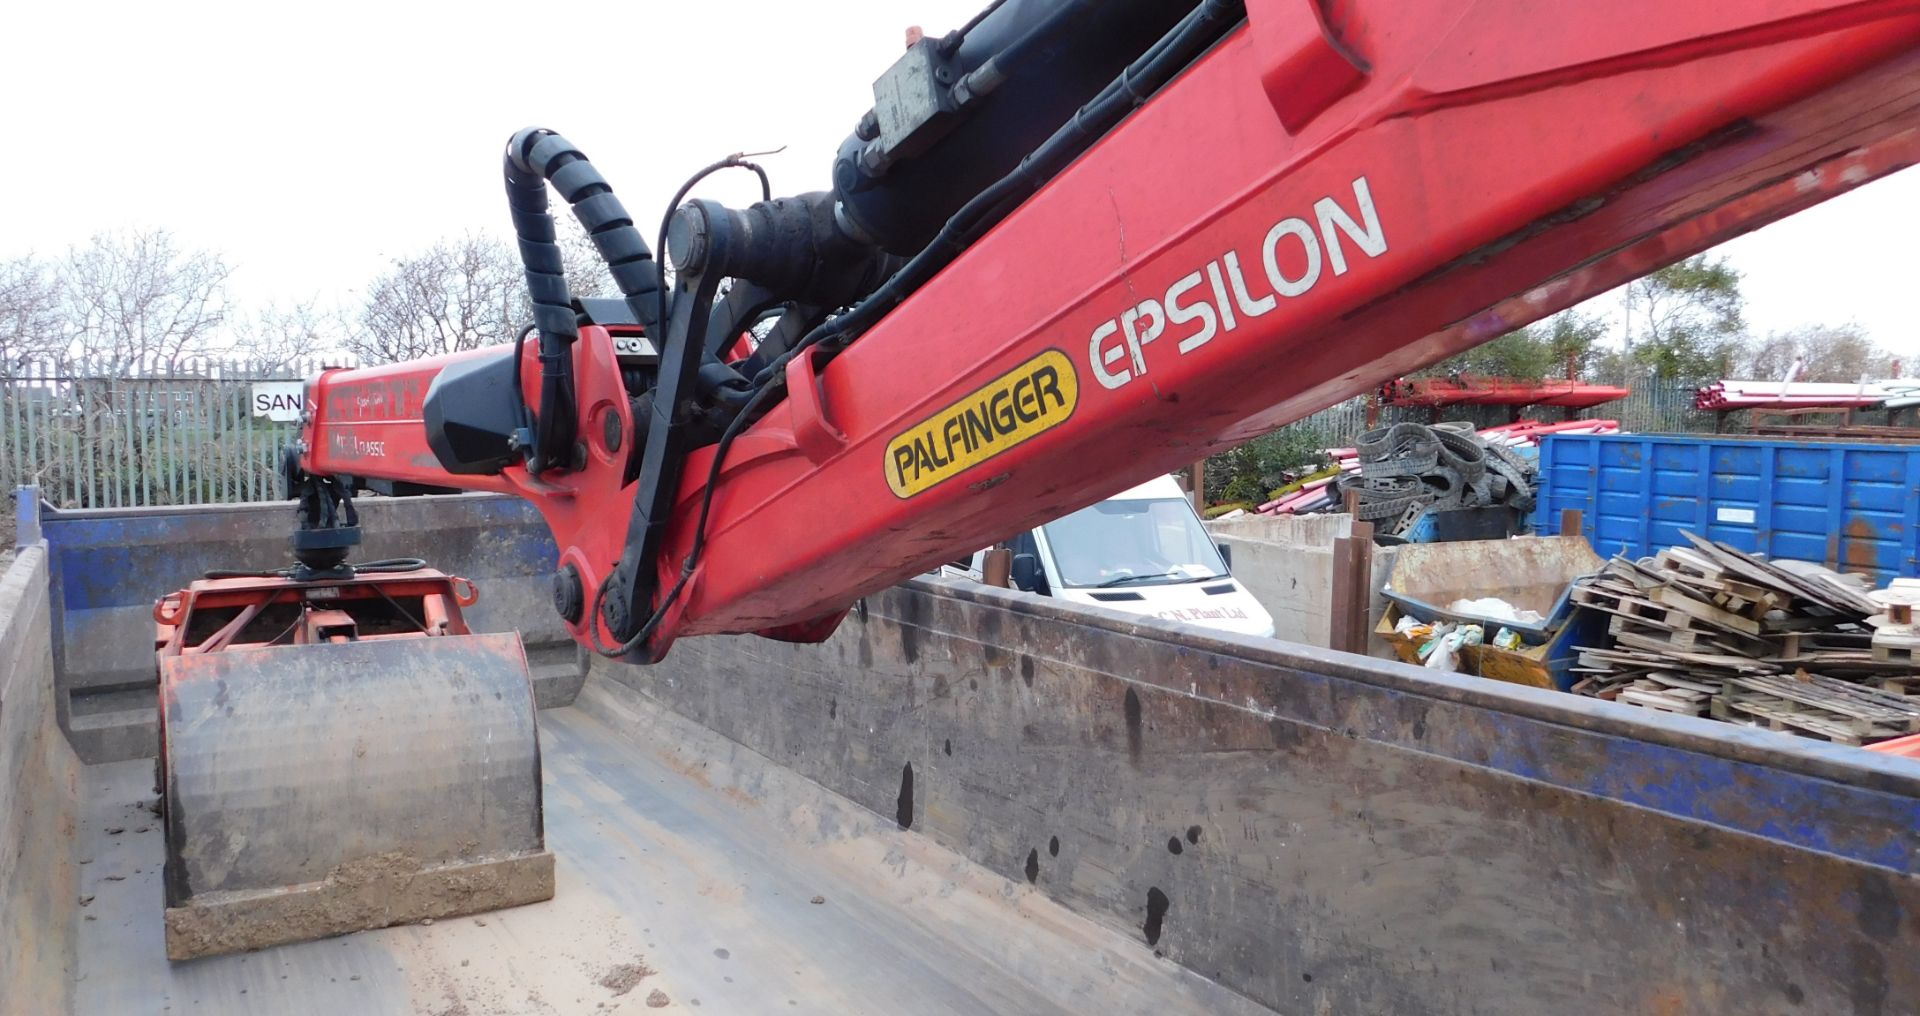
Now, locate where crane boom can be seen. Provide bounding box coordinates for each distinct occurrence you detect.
[299,0,1920,662]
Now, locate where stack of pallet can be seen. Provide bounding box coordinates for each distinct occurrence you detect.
[1569,531,1920,745]
[1868,580,1920,663]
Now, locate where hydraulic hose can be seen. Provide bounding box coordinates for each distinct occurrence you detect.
[949,0,1102,103]
[503,128,665,474]
[593,0,1244,655]
[770,0,1243,384]
[202,559,429,580]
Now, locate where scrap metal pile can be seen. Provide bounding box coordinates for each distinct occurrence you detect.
[1694,379,1920,411]
[1568,531,1920,745]
[1314,422,1537,535]
[1257,419,1618,519]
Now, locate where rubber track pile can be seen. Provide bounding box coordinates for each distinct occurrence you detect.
[1341,422,1538,534]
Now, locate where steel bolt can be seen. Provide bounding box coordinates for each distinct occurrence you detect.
[603,410,622,454]
[552,564,584,624]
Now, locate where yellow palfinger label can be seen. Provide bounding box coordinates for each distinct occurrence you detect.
[885,350,1079,498]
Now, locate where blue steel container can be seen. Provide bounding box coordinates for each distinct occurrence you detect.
[1531,433,1919,586]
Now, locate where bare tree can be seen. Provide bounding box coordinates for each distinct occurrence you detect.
[7,231,234,510]
[1739,324,1894,382]
[59,229,233,374]
[347,223,642,364]
[0,254,64,373]
[348,235,523,364]
[232,299,346,372]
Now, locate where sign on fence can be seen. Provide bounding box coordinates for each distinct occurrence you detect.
[250,381,306,422]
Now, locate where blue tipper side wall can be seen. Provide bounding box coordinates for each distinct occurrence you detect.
[1531,432,1920,585]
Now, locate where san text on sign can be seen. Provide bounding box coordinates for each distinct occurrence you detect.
[251,381,307,423]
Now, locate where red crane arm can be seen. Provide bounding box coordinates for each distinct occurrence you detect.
[303,0,1920,661]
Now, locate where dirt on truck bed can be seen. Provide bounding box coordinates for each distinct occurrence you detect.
[72,681,1266,1016]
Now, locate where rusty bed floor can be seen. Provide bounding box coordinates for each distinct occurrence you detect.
[71,680,1268,1015]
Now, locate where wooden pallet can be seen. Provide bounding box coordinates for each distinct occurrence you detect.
[1610,595,1715,632]
[1619,682,1709,716]
[1711,696,1854,742]
[1569,644,1665,699]
[1875,674,1920,697]
[1599,552,1813,641]
[1624,591,1789,656]
[1570,582,1630,611]
[1656,547,1726,584]
[1784,630,1874,651]
[1870,626,1920,663]
[1873,644,1920,664]
[1680,531,1879,617]
[1576,646,1652,669]
[1578,539,1913,740]
[1646,583,1764,634]
[1770,648,1919,677]
[1607,616,1766,660]
[1714,673,1920,744]
[1711,577,1785,621]
[1610,618,1705,652]
[1647,671,1724,695]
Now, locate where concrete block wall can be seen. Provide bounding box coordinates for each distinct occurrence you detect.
[1206,513,1397,653]
[0,544,82,1015]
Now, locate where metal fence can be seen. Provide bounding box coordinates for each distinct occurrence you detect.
[1606,377,1718,434]
[1,358,339,512]
[0,355,1727,516]
[1268,370,1711,448]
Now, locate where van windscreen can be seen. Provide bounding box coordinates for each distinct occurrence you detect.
[1041,498,1228,589]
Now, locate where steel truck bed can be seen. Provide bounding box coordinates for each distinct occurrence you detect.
[65,685,1254,1015]
[6,493,1917,1015]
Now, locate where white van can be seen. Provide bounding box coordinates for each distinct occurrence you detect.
[939,475,1276,638]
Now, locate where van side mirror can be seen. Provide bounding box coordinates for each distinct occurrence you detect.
[1011,553,1048,595]
[1215,542,1233,569]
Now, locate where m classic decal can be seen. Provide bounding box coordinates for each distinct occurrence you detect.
[885,350,1079,498]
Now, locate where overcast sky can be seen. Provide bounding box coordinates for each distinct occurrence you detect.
[6,0,1917,363]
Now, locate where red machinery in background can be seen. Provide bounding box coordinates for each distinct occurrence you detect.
[1379,378,1632,411]
[285,0,1920,664]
